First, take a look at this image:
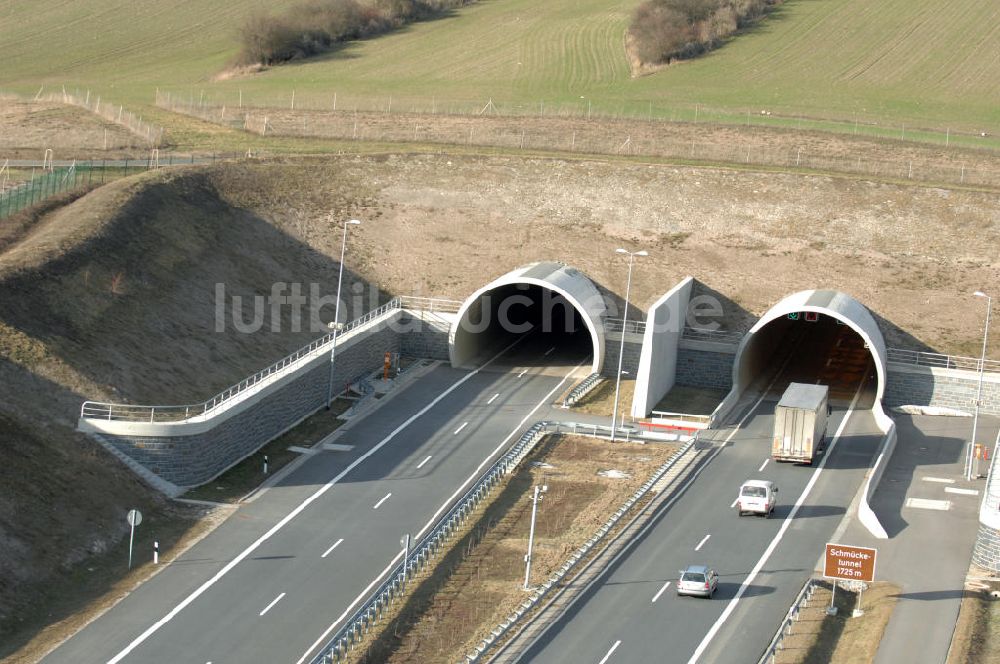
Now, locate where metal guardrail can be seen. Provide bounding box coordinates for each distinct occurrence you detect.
[80,296,461,423]
[604,318,646,335]
[561,373,605,407]
[886,347,1000,373]
[682,326,744,345]
[310,420,558,664]
[464,434,698,662]
[757,577,818,664]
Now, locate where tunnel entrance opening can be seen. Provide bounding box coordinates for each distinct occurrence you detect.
[737,313,878,409]
[451,284,594,373]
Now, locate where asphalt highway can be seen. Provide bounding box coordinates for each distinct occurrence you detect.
[44,340,590,664]
[514,387,885,664]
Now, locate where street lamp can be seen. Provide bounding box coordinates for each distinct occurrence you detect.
[325,219,361,409]
[610,248,647,442]
[967,291,992,480]
[523,484,547,590]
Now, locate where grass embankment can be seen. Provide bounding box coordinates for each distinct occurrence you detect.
[2,0,999,140]
[350,434,676,663]
[775,580,900,664]
[947,580,1000,664]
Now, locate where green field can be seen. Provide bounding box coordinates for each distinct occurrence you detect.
[2,0,999,134]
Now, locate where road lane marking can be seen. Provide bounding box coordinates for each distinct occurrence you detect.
[598,640,621,664]
[945,487,979,496]
[373,493,392,510]
[687,378,865,664]
[454,422,469,435]
[730,497,739,509]
[259,593,286,617]
[416,455,432,469]
[517,372,780,661]
[545,346,555,356]
[758,459,769,472]
[297,357,588,664]
[923,477,955,484]
[906,498,951,510]
[518,369,528,378]
[321,539,344,558]
[487,393,500,405]
[651,581,672,603]
[694,534,710,551]
[107,337,530,664]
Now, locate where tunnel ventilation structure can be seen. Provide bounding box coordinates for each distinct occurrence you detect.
[450,262,606,373]
[719,290,889,420]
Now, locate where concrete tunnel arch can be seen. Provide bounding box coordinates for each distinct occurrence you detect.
[718,290,888,420]
[449,262,606,373]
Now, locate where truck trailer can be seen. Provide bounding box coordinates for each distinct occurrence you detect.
[772,382,829,464]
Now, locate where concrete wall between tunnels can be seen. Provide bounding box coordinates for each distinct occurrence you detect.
[449,262,607,374]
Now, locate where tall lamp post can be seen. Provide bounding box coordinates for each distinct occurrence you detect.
[967,290,992,480]
[326,219,361,409]
[610,248,647,442]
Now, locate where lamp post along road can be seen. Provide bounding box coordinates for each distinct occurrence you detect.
[610,248,647,442]
[326,219,361,409]
[968,291,992,480]
[523,484,546,589]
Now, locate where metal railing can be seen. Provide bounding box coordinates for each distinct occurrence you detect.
[561,373,605,408]
[80,296,460,423]
[757,578,818,664]
[886,347,1000,373]
[682,326,745,345]
[604,318,646,335]
[465,434,698,662]
[310,420,557,664]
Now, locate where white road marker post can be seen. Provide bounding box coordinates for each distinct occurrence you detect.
[401,534,411,588]
[263,455,269,475]
[153,540,159,565]
[126,509,142,570]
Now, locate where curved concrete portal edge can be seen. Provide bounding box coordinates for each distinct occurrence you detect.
[449,262,607,373]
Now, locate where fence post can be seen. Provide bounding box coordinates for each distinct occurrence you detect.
[124,158,129,177]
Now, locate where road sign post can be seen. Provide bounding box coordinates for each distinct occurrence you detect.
[824,543,876,617]
[126,509,143,570]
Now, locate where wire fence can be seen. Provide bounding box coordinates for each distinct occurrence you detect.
[157,91,1000,190]
[41,88,166,148]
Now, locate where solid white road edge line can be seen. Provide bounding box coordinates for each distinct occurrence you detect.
[685,379,865,664]
[321,539,344,559]
[651,581,672,603]
[694,534,710,552]
[758,459,769,472]
[295,357,588,664]
[259,593,286,617]
[598,640,622,664]
[454,422,469,435]
[373,493,392,510]
[416,455,432,470]
[106,337,526,664]
[487,393,500,405]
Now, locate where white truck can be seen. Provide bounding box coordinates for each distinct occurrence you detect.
[771,382,829,465]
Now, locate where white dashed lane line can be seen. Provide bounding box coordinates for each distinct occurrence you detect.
[695,534,711,551]
[259,593,286,617]
[487,393,500,405]
[651,581,672,603]
[373,493,392,510]
[454,422,469,435]
[598,640,622,664]
[321,539,344,559]
[416,455,432,469]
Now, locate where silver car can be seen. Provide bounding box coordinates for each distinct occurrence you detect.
[676,564,719,598]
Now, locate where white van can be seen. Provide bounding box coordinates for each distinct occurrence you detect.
[736,479,778,517]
